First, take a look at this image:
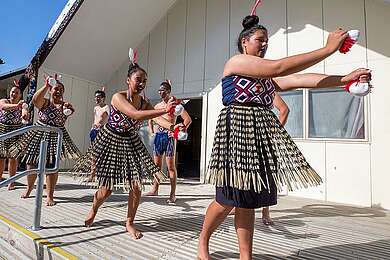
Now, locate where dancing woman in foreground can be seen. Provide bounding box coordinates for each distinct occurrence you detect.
[198,14,371,260]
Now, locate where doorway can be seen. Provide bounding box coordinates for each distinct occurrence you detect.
[175,98,202,180]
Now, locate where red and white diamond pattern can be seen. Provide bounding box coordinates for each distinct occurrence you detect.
[38,104,67,126]
[0,107,22,125]
[233,76,275,106]
[108,106,139,132]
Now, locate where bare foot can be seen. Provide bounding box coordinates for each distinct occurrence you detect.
[126,222,143,240]
[166,196,176,204]
[143,190,158,196]
[262,216,274,225]
[7,183,16,191]
[198,234,210,260]
[262,208,274,226]
[20,189,32,198]
[46,198,56,206]
[84,208,97,227]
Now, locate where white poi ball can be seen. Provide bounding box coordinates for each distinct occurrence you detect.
[347,30,360,42]
[177,131,188,141]
[48,77,57,87]
[63,108,73,116]
[174,104,184,116]
[349,82,370,97]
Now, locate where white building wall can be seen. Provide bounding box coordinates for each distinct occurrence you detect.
[102,0,390,208]
[366,0,390,209]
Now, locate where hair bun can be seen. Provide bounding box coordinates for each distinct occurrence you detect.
[242,15,259,30]
[130,62,139,68]
[128,62,139,70]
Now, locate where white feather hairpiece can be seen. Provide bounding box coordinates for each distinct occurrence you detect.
[128,47,137,64]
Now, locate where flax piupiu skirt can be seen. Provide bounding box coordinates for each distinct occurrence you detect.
[72,124,166,191]
[0,122,24,159]
[206,105,322,209]
[10,121,81,166]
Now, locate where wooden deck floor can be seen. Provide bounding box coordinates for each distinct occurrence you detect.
[1,174,390,259]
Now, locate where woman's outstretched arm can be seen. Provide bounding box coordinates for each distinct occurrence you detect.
[273,68,371,91]
[224,29,347,78]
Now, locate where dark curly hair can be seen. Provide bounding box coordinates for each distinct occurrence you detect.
[237,15,267,54]
[127,63,147,77]
[95,90,105,98]
[160,80,172,92]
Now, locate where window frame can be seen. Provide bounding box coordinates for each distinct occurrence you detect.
[282,88,370,143]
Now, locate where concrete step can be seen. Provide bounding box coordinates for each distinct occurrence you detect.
[0,237,30,260]
[0,214,76,259]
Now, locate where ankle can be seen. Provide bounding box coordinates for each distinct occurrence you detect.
[199,232,210,243]
[90,206,98,213]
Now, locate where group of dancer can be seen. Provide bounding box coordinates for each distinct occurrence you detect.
[1,5,372,259]
[0,76,81,205]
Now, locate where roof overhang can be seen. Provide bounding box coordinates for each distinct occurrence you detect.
[42,0,177,84]
[0,67,26,81]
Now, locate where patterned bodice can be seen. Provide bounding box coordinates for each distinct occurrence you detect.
[107,97,146,133]
[0,103,22,125]
[38,102,67,127]
[222,75,275,107]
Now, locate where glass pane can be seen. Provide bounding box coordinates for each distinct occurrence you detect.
[309,88,365,139]
[273,90,303,138]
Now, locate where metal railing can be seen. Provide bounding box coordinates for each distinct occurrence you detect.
[0,125,63,231]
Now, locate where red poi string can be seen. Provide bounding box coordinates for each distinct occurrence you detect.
[344,79,359,92]
[250,0,263,16]
[133,50,138,63]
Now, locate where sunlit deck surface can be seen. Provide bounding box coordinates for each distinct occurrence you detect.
[1,174,390,259]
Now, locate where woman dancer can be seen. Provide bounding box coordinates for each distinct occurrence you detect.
[73,61,181,239]
[229,92,289,226]
[198,14,371,259]
[0,85,29,190]
[13,77,81,205]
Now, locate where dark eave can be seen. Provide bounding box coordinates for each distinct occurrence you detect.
[29,0,84,73]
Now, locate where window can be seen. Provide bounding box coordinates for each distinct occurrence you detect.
[308,88,365,139]
[277,90,304,138]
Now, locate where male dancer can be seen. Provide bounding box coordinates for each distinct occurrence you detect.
[86,89,109,182]
[145,80,192,203]
[90,89,109,142]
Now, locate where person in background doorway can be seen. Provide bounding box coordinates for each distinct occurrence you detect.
[85,88,110,182]
[145,80,192,204]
